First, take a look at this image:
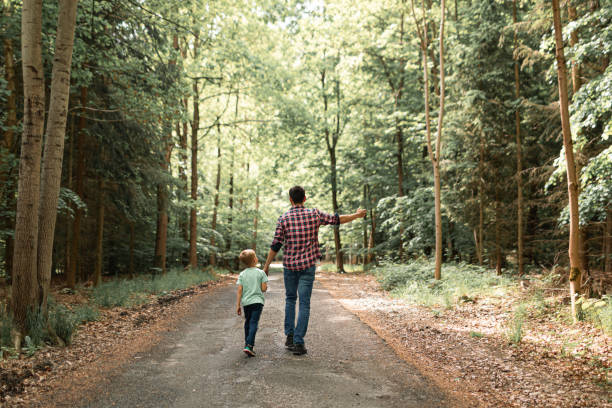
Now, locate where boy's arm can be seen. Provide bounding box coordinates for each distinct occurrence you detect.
[236,285,243,315]
[261,282,268,292]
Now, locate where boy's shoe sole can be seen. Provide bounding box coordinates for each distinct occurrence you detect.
[243,347,255,357]
[292,344,307,355]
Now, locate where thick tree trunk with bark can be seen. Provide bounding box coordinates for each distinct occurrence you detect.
[36,0,79,313]
[1,23,17,280]
[552,0,582,322]
[12,0,45,332]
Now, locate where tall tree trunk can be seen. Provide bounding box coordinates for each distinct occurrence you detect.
[93,178,104,286]
[210,126,221,266]
[495,187,502,275]
[1,30,17,203]
[36,0,79,314]
[552,0,582,322]
[227,92,238,254]
[68,86,87,288]
[363,185,369,264]
[189,80,199,268]
[252,186,259,251]
[330,147,343,272]
[513,0,524,276]
[426,0,446,280]
[604,209,612,274]
[11,0,45,333]
[180,98,189,265]
[1,20,17,280]
[129,220,135,278]
[567,4,589,282]
[478,133,485,265]
[64,113,75,281]
[367,206,376,265]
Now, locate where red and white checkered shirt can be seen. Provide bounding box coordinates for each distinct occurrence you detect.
[270,205,340,271]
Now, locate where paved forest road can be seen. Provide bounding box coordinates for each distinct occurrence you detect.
[82,267,447,408]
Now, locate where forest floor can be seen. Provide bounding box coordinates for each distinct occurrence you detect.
[318,270,612,408]
[0,275,233,407]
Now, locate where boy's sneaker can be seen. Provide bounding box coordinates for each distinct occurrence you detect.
[243,345,255,357]
[292,343,307,355]
[285,334,294,349]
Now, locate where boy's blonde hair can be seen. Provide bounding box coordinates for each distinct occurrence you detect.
[239,249,257,267]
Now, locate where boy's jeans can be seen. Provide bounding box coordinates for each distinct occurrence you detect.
[284,265,316,345]
[243,303,264,347]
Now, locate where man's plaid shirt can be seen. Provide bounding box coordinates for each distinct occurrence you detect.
[270,205,340,271]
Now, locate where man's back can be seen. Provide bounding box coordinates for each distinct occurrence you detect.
[271,205,339,271]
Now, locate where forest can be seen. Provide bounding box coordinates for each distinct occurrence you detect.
[0,0,611,406]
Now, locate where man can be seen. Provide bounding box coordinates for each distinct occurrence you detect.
[263,186,366,355]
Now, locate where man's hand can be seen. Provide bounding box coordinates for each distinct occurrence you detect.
[236,305,242,315]
[355,208,367,218]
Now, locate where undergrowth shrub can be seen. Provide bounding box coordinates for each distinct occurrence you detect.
[48,304,79,345]
[506,303,527,344]
[375,260,514,307]
[580,296,612,335]
[0,303,13,349]
[92,268,215,308]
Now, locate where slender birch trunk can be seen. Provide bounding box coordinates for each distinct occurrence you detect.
[552,0,582,322]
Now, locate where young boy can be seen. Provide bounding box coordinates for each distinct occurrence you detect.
[236,249,268,357]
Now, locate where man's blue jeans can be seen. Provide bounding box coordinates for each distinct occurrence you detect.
[243,303,263,347]
[284,265,316,345]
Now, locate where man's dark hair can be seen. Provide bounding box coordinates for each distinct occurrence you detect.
[289,186,306,204]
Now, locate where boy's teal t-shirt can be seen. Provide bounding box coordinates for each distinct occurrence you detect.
[237,267,268,306]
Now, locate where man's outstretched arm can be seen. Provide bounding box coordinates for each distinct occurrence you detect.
[339,208,367,224]
[263,249,278,276]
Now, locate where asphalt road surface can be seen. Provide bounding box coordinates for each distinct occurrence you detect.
[82,266,447,408]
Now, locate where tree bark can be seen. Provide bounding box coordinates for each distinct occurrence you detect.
[36,0,79,314]
[129,220,135,278]
[1,21,17,281]
[433,0,446,280]
[552,0,582,322]
[11,0,45,332]
[189,80,199,269]
[604,209,611,274]
[210,126,221,267]
[68,86,87,288]
[252,186,259,251]
[93,178,104,286]
[513,0,524,276]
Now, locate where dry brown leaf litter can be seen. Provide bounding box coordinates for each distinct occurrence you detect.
[0,276,233,408]
[318,272,611,408]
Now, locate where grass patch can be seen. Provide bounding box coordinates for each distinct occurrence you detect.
[506,303,527,344]
[579,296,612,335]
[92,267,216,308]
[469,331,484,338]
[374,259,514,308]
